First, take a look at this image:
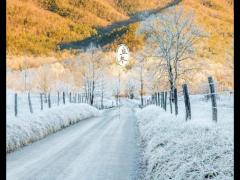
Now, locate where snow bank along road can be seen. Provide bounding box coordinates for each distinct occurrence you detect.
[7,100,140,180]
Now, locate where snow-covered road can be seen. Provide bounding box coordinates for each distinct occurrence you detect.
[7,100,140,180]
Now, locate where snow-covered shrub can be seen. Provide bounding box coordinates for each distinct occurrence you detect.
[7,104,100,153]
[137,104,233,180]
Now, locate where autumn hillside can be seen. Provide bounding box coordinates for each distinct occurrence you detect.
[7,0,233,75]
[7,0,171,56]
[181,0,233,63]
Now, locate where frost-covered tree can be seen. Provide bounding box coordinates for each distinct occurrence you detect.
[94,55,111,109]
[135,49,150,106]
[125,78,137,99]
[18,59,30,92]
[78,43,103,105]
[54,80,74,93]
[138,7,204,95]
[112,77,120,106]
[34,65,51,93]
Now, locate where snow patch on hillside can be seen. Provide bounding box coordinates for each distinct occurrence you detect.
[7,104,100,153]
[136,97,233,180]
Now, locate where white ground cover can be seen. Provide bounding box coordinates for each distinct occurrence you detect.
[136,95,233,180]
[7,104,100,153]
[7,101,139,180]
[7,90,115,117]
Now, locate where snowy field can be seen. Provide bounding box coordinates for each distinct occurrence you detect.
[136,94,233,180]
[7,86,233,179]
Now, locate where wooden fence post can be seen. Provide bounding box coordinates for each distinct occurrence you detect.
[154,92,157,105]
[160,92,162,107]
[63,92,65,104]
[163,92,165,109]
[174,88,178,115]
[182,84,191,120]
[153,94,155,105]
[164,91,167,111]
[159,92,161,107]
[28,92,33,113]
[208,76,217,122]
[153,93,156,105]
[48,93,51,108]
[153,93,155,105]
[40,93,43,110]
[158,92,162,107]
[157,92,159,106]
[169,91,172,114]
[161,92,164,108]
[14,93,17,117]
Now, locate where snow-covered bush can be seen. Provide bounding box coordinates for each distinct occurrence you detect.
[136,102,233,180]
[7,104,100,153]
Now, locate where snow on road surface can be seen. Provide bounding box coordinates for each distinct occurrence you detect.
[7,100,140,180]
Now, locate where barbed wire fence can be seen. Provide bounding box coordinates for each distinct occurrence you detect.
[141,76,234,122]
[8,90,116,117]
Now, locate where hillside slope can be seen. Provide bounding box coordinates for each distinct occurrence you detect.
[7,0,171,56]
[7,0,233,82]
[182,0,233,63]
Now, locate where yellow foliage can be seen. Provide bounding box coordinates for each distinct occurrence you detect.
[181,0,233,64]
